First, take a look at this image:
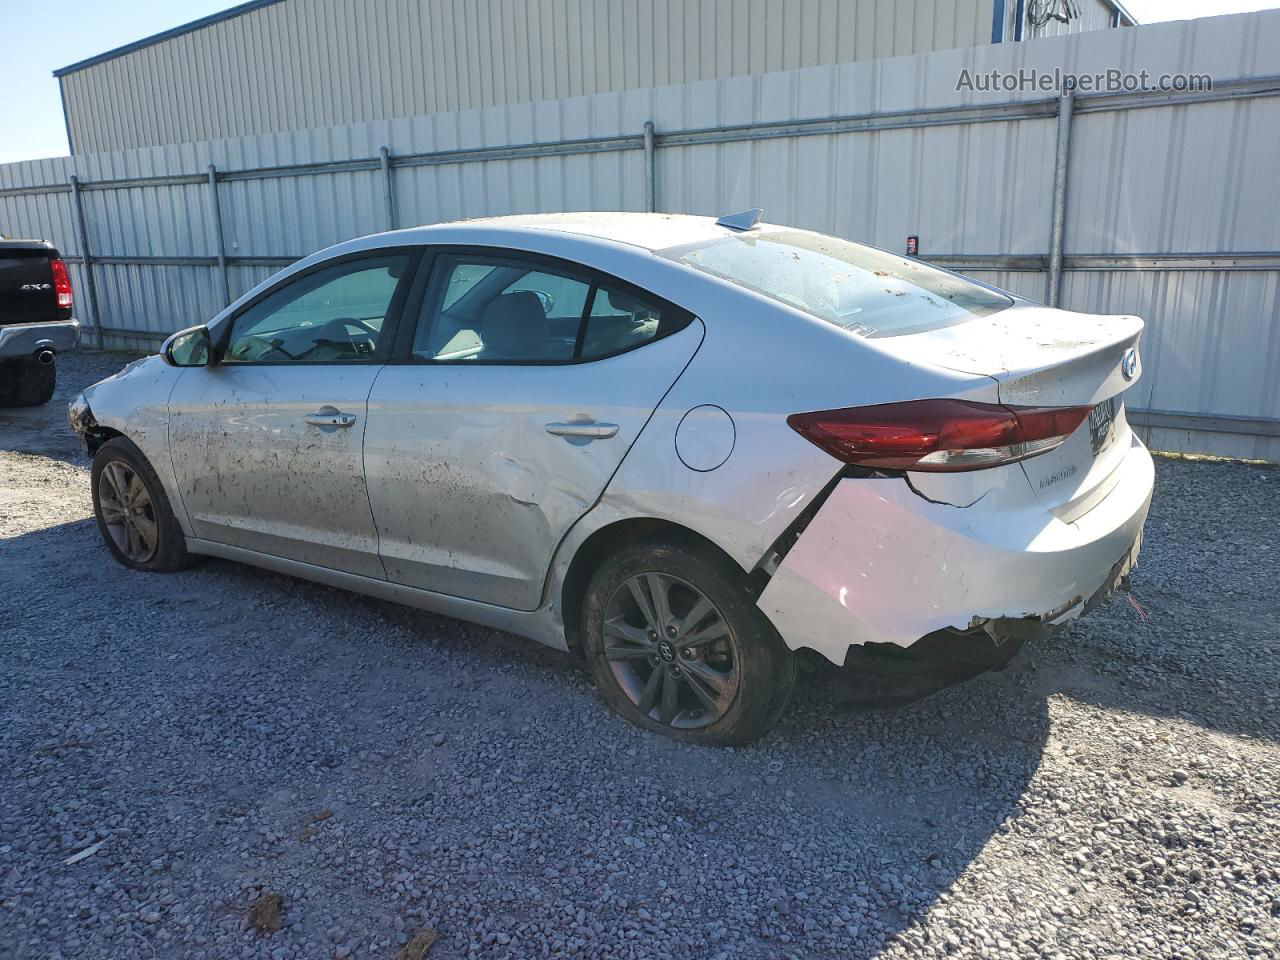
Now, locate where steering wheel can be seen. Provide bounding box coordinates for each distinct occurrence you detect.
[336,316,379,336]
[228,333,295,362]
[296,316,379,359]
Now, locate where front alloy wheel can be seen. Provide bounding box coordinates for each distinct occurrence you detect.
[90,436,196,572]
[97,459,159,563]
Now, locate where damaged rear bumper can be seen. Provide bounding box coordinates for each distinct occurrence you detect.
[756,434,1153,665]
[830,537,1141,706]
[0,319,80,359]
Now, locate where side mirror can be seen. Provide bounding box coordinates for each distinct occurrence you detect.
[161,325,212,367]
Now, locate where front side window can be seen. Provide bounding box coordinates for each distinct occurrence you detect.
[413,254,680,363]
[223,254,409,363]
[660,230,1012,338]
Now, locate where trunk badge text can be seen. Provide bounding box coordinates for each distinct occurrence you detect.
[1088,397,1118,455]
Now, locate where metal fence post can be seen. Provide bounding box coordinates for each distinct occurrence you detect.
[380,146,396,230]
[1045,91,1074,307]
[68,174,104,349]
[643,121,656,213]
[207,164,231,307]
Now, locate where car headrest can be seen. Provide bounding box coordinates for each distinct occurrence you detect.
[605,288,647,314]
[480,291,547,357]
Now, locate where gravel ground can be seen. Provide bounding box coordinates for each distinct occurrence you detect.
[2,350,1278,960]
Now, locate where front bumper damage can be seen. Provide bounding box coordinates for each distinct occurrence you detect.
[67,389,118,456]
[756,435,1154,683]
[67,390,96,449]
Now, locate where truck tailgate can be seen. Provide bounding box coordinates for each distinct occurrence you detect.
[0,248,59,326]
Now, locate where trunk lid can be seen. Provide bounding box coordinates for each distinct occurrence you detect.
[877,305,1142,407]
[878,304,1144,516]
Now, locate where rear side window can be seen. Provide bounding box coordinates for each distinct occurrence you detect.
[660,230,1012,338]
[579,284,663,360]
[412,253,689,363]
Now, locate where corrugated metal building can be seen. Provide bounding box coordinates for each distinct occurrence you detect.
[55,0,1134,155]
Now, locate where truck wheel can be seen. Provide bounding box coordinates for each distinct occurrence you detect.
[582,534,796,746]
[91,437,197,572]
[0,358,56,407]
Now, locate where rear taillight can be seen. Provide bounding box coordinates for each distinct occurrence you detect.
[50,258,74,310]
[787,399,1092,472]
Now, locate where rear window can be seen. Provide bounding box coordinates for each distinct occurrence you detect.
[660,229,1012,338]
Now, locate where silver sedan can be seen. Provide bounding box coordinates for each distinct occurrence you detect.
[70,212,1152,744]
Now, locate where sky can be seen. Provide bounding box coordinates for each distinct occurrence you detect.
[1,0,1278,165]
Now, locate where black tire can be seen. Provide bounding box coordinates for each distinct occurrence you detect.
[582,534,796,746]
[91,436,197,572]
[0,358,56,407]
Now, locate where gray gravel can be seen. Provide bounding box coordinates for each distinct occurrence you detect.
[2,350,1278,960]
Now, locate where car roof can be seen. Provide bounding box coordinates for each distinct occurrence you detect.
[400,212,743,252]
[219,213,767,327]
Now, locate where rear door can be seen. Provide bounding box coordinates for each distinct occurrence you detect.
[364,248,703,610]
[167,249,417,577]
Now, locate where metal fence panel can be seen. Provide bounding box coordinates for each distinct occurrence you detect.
[390,91,651,225]
[1062,268,1280,462]
[219,171,385,259]
[90,263,223,337]
[0,158,76,249]
[1068,97,1280,255]
[82,183,212,259]
[3,10,1280,458]
[227,263,283,303]
[653,117,1059,255]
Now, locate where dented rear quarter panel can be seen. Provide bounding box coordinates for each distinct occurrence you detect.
[578,258,1007,580]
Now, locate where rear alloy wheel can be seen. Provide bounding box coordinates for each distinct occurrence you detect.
[603,573,740,729]
[91,436,196,572]
[583,535,795,745]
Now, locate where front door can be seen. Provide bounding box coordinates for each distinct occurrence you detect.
[167,250,416,578]
[364,249,703,609]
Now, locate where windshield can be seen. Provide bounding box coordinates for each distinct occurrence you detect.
[660,229,1013,338]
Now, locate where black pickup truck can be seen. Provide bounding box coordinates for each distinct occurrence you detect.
[0,239,80,406]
